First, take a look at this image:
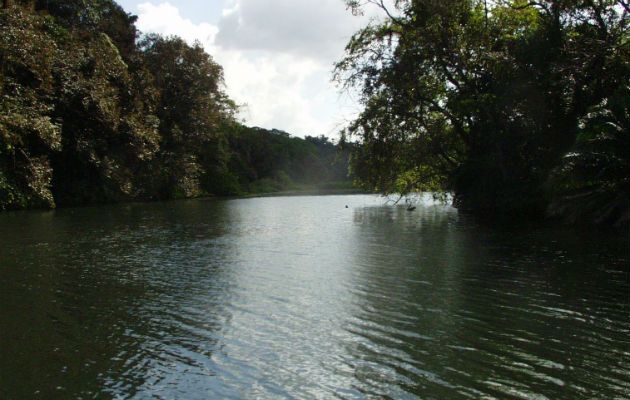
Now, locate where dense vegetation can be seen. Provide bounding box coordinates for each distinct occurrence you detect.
[223,128,351,196]
[337,0,628,225]
[0,0,351,210]
[3,0,627,226]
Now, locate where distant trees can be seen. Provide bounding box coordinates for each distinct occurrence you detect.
[336,0,628,225]
[304,135,351,183]
[222,126,351,195]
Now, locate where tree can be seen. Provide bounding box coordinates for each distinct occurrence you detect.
[336,0,629,222]
[1,2,158,208]
[50,30,161,205]
[1,6,62,209]
[547,85,630,226]
[138,35,235,198]
[1,1,246,209]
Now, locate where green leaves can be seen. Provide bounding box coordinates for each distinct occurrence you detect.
[138,35,234,199]
[1,1,354,210]
[337,0,628,223]
[548,85,629,225]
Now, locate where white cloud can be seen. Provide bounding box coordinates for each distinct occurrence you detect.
[135,2,219,46]
[133,1,370,138]
[215,0,366,62]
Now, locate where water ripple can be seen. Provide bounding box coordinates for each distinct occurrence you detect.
[0,196,628,399]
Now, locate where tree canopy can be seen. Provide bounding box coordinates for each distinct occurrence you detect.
[0,0,352,210]
[336,0,629,225]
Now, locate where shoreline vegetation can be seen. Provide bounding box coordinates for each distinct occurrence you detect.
[1,0,628,227]
[337,0,629,227]
[0,1,355,211]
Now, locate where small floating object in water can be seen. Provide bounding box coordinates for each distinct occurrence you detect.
[405,198,416,211]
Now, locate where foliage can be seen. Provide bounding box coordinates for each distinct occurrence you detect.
[0,1,353,210]
[547,85,630,226]
[0,6,61,209]
[224,125,352,195]
[336,0,629,224]
[50,31,160,205]
[138,34,235,199]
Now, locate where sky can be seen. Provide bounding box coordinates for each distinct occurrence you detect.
[114,0,379,139]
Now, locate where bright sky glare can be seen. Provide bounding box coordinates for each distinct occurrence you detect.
[115,0,377,138]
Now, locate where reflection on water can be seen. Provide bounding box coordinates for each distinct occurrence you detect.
[0,195,628,399]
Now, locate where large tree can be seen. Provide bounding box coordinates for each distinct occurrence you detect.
[1,2,159,208]
[336,0,628,223]
[138,35,235,199]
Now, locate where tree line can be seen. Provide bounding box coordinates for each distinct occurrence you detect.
[336,0,628,226]
[0,0,351,210]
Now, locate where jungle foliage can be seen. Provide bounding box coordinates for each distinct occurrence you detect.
[221,127,351,196]
[0,0,351,210]
[337,0,629,225]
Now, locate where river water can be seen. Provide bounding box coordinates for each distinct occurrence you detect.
[0,195,628,399]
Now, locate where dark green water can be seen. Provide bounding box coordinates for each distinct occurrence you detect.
[1,195,628,399]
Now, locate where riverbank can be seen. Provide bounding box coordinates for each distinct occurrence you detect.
[0,183,369,214]
[237,183,369,199]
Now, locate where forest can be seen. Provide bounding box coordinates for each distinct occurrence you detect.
[0,0,352,211]
[1,0,628,226]
[337,0,628,226]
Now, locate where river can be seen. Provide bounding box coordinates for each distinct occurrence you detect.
[0,194,628,399]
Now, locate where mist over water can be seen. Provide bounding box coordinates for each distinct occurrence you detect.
[1,195,628,399]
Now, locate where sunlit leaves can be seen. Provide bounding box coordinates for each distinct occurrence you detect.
[0,6,61,208]
[138,35,235,199]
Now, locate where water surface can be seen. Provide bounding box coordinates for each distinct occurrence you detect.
[1,195,628,399]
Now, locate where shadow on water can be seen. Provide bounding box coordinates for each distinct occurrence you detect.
[341,203,630,399]
[0,200,239,399]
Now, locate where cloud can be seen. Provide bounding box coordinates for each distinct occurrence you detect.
[135,2,219,46]
[132,1,368,138]
[215,0,365,62]
[218,51,327,135]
